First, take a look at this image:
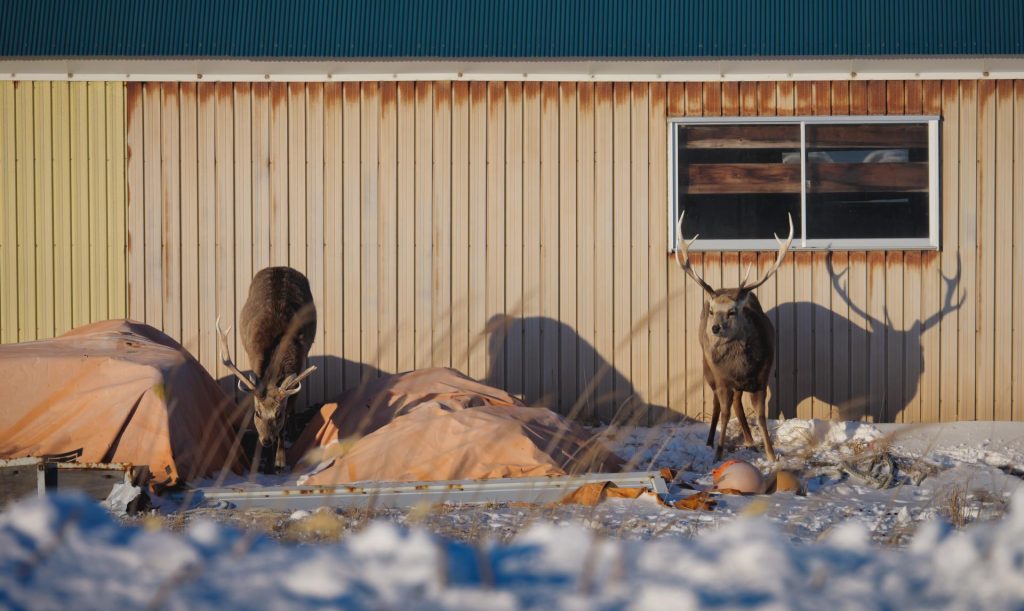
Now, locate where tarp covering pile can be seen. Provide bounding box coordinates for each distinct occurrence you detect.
[0,320,245,488]
[293,368,623,484]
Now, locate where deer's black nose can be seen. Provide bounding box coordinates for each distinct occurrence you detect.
[712,324,721,334]
[261,437,273,447]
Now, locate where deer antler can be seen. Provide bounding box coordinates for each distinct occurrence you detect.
[216,316,257,391]
[738,213,795,291]
[280,365,318,397]
[674,211,717,296]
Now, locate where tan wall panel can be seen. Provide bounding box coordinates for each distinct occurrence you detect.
[111,78,1019,424]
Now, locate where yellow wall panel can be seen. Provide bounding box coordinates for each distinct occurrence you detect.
[0,81,126,345]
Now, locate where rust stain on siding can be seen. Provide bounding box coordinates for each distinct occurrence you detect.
[795,251,812,271]
[469,81,486,106]
[757,82,776,115]
[904,251,922,270]
[795,82,814,114]
[722,252,739,278]
[594,82,612,105]
[559,82,576,109]
[432,81,451,114]
[702,82,722,116]
[978,79,997,107]
[849,81,868,114]
[541,81,558,111]
[452,81,469,106]
[306,81,322,106]
[523,81,541,104]
[488,82,505,118]
[379,82,396,112]
[323,82,342,110]
[344,81,361,105]
[776,81,794,115]
[648,81,665,115]
[415,81,432,104]
[905,80,923,114]
[922,81,942,114]
[397,81,413,105]
[886,81,905,114]
[269,82,286,109]
[197,81,215,105]
[215,81,232,103]
[831,81,850,114]
[666,82,685,116]
[613,82,630,106]
[576,82,592,112]
[685,83,702,116]
[125,82,141,128]
[921,251,940,270]
[739,82,758,116]
[867,81,886,114]
[813,81,831,115]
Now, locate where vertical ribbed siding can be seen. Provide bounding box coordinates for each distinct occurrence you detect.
[114,77,1024,424]
[2,0,1022,58]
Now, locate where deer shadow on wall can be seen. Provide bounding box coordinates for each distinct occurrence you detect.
[484,314,678,426]
[764,255,964,423]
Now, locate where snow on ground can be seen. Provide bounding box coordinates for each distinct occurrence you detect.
[4,488,1024,609]
[4,418,1024,609]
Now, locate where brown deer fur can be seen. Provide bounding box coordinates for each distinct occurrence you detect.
[219,266,317,473]
[675,212,793,462]
[700,288,777,461]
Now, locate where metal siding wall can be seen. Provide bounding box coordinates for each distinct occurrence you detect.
[121,79,1023,424]
[0,81,127,343]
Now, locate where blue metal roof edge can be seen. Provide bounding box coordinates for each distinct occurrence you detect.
[2,0,1022,60]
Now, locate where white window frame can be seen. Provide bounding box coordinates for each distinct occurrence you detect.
[668,115,941,252]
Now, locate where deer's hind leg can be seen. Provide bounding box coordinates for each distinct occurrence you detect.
[732,392,755,446]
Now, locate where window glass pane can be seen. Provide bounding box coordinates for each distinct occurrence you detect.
[805,122,929,240]
[806,192,930,239]
[682,194,801,240]
[677,123,802,241]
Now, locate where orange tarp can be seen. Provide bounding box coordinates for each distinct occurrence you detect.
[293,368,623,484]
[0,320,245,488]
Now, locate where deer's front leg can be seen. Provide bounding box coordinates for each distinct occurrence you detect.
[714,387,734,461]
[733,392,755,446]
[706,389,721,447]
[274,437,288,473]
[752,389,776,461]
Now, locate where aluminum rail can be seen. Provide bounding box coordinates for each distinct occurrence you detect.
[188,471,670,511]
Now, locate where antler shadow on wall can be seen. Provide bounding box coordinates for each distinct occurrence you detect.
[765,255,964,423]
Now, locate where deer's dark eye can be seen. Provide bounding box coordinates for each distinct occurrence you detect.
[728,308,737,317]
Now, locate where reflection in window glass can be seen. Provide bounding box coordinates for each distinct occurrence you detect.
[677,123,801,240]
[804,123,929,241]
[671,118,937,250]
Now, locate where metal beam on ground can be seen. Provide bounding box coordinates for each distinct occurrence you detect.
[188,471,671,511]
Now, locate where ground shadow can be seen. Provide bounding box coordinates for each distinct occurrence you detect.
[765,256,964,422]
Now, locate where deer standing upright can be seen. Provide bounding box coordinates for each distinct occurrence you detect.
[217,266,317,473]
[675,212,794,461]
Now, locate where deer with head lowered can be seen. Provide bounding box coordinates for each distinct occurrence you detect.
[675,212,794,462]
[217,266,317,473]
